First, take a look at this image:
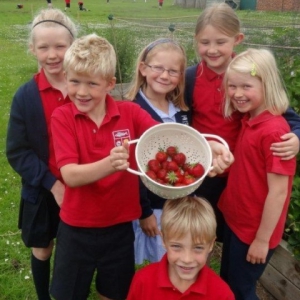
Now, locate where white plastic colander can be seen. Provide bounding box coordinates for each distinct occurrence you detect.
[127,123,228,199]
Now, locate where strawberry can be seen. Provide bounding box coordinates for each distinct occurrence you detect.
[191,163,205,178]
[183,175,196,185]
[155,148,168,163]
[156,169,168,182]
[147,159,161,173]
[146,170,157,181]
[173,152,186,167]
[166,171,180,185]
[161,160,169,170]
[166,161,179,172]
[166,146,178,158]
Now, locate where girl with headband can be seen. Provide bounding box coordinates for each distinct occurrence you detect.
[6,8,77,300]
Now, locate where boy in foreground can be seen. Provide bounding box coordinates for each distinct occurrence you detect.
[127,196,235,300]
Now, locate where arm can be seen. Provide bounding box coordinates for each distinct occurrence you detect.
[271,107,300,160]
[207,141,234,177]
[246,173,289,264]
[60,141,129,187]
[6,88,56,192]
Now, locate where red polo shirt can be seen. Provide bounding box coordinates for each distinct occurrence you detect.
[51,95,157,227]
[191,61,243,152]
[35,69,70,181]
[218,111,296,249]
[127,254,234,300]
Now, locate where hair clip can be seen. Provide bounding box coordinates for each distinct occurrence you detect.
[250,63,257,77]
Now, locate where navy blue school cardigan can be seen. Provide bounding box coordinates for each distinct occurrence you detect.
[6,79,56,204]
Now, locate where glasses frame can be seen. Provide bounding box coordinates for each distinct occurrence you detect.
[144,64,182,77]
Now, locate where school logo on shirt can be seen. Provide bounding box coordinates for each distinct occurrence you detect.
[112,130,131,146]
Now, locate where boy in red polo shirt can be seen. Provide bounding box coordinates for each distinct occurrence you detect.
[127,196,234,300]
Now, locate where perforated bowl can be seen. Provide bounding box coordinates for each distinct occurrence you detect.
[127,123,228,199]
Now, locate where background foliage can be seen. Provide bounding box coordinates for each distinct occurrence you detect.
[1,0,300,299]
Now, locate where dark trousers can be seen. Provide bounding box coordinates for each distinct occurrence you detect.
[195,176,227,242]
[220,224,275,300]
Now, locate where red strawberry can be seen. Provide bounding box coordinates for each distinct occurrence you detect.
[191,163,205,178]
[166,171,180,185]
[155,149,168,163]
[157,169,168,182]
[166,146,178,158]
[183,175,196,185]
[166,161,179,172]
[161,160,169,170]
[173,152,186,167]
[148,159,161,173]
[146,170,157,181]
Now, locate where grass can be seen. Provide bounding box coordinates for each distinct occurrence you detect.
[1,1,300,299]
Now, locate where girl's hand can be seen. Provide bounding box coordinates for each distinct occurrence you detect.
[51,180,65,207]
[270,133,299,160]
[109,140,130,171]
[208,141,234,177]
[246,238,269,264]
[139,214,161,237]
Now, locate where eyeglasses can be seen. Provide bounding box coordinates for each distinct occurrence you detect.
[145,64,182,77]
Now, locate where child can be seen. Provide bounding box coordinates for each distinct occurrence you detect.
[127,196,235,300]
[126,38,234,265]
[65,0,71,12]
[6,8,77,300]
[46,0,53,8]
[218,48,296,300]
[185,2,300,242]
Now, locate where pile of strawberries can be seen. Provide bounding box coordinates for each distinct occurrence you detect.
[145,146,205,186]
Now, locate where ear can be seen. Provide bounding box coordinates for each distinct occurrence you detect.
[234,33,244,46]
[208,238,216,254]
[106,77,116,92]
[139,62,147,77]
[29,44,36,56]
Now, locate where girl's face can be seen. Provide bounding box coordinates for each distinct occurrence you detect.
[164,233,214,291]
[196,25,243,74]
[30,26,72,78]
[227,71,265,118]
[139,49,183,100]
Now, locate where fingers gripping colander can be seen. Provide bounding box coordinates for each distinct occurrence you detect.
[127,123,228,199]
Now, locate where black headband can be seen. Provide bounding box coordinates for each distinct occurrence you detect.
[142,38,181,61]
[32,20,73,37]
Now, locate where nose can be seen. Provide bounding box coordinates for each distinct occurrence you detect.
[181,250,193,264]
[159,69,170,79]
[234,87,243,98]
[48,47,58,59]
[77,84,88,96]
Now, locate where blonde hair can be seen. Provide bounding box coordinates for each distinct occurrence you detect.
[126,38,188,111]
[63,34,116,80]
[224,48,289,117]
[29,8,77,46]
[195,3,241,38]
[161,196,216,244]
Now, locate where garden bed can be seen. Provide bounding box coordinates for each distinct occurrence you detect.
[260,240,300,299]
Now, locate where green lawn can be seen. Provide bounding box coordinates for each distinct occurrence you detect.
[1,1,300,299]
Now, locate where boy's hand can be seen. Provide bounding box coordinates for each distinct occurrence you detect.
[109,140,130,171]
[246,238,269,264]
[270,132,299,160]
[208,141,234,177]
[140,214,161,237]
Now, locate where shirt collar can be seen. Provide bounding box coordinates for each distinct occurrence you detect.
[35,68,52,91]
[139,89,180,120]
[157,254,209,295]
[243,110,275,127]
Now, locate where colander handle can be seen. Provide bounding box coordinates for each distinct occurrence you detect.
[202,134,229,150]
[126,139,145,176]
[202,134,229,171]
